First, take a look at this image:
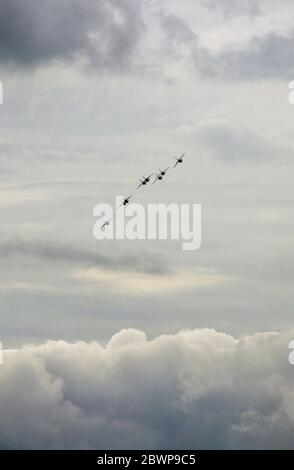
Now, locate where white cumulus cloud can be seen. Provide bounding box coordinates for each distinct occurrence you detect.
[0,328,294,449]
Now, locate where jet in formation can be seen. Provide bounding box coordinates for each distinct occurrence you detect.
[100,154,186,228]
[174,153,186,168]
[153,167,170,184]
[137,174,154,189]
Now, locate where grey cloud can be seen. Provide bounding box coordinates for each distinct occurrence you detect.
[195,120,277,162]
[0,0,144,71]
[0,1,292,79]
[0,239,170,275]
[212,31,294,80]
[161,14,196,46]
[161,13,294,80]
[180,119,293,163]
[0,328,294,449]
[201,0,260,18]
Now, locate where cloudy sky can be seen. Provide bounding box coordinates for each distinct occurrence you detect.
[0,0,294,449]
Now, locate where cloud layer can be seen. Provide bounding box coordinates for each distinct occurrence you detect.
[0,239,170,275]
[1,0,294,79]
[202,0,260,18]
[161,11,294,80]
[0,0,144,70]
[1,328,294,449]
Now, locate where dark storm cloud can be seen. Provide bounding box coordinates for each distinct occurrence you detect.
[161,13,294,79]
[0,328,294,449]
[0,239,170,275]
[0,0,144,70]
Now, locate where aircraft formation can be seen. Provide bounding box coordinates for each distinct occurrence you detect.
[101,153,186,230]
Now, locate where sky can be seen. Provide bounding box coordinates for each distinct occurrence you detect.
[0,0,294,449]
